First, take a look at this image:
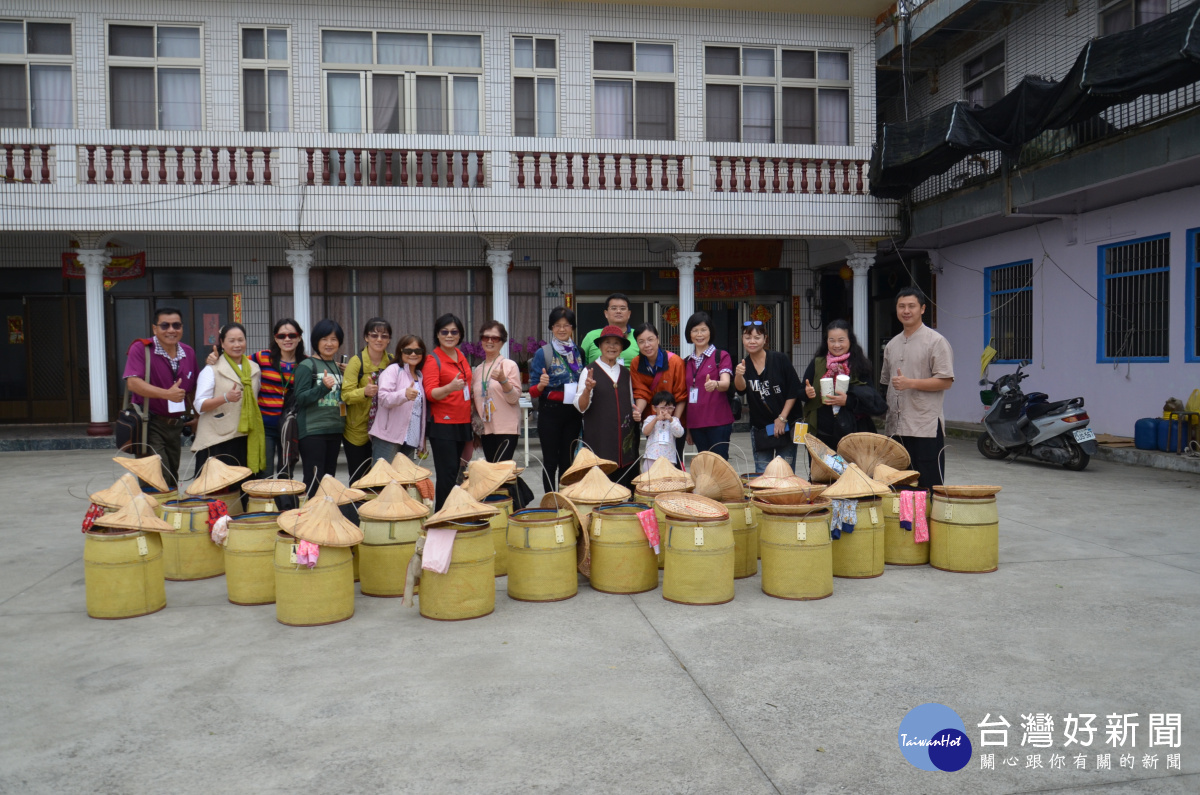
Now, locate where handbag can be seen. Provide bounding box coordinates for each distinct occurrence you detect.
[752,424,791,450]
[115,341,152,454]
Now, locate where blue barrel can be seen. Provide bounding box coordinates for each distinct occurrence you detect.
[1134,418,1159,450]
[1157,419,1183,453]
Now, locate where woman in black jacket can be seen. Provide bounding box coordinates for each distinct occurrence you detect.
[801,319,885,448]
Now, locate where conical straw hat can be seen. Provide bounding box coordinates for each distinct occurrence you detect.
[634,477,693,496]
[541,492,591,576]
[653,492,730,521]
[559,466,630,503]
[820,463,891,500]
[424,486,500,527]
[90,473,143,510]
[351,458,403,490]
[186,457,253,496]
[241,478,306,497]
[688,452,744,501]
[93,493,174,533]
[462,460,517,501]
[753,495,833,517]
[559,448,618,485]
[755,483,826,505]
[804,435,845,484]
[389,453,433,484]
[279,496,363,547]
[632,456,691,487]
[748,457,804,489]
[114,454,169,493]
[837,432,911,474]
[357,481,430,521]
[313,474,367,505]
[873,463,920,488]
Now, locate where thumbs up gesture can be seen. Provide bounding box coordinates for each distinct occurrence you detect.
[537,368,550,390]
[206,345,219,367]
[165,378,186,402]
[892,368,911,391]
[704,373,719,392]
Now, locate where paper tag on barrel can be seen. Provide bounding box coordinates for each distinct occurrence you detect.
[744,507,753,525]
[172,512,183,530]
[290,544,298,564]
[694,527,704,546]
[869,507,879,525]
[945,503,953,520]
[137,536,148,556]
[554,524,565,544]
[592,516,601,537]
[797,522,807,541]
[266,500,276,512]
[892,497,900,513]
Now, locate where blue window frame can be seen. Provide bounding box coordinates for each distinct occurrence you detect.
[1097,233,1170,363]
[1188,226,1199,362]
[984,259,1033,363]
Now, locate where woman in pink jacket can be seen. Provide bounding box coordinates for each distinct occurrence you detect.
[369,334,428,463]
[471,321,522,464]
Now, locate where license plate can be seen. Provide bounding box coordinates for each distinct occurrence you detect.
[1073,428,1095,443]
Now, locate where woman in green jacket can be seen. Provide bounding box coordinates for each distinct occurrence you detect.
[341,317,393,483]
[293,318,347,497]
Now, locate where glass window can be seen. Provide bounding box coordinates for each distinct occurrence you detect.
[241,27,289,132]
[107,23,202,130]
[0,20,74,128]
[592,40,675,140]
[743,48,774,78]
[984,260,1034,362]
[1098,235,1170,361]
[962,42,1004,109]
[705,47,739,76]
[511,36,557,137]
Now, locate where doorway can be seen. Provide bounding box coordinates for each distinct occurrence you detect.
[0,296,90,423]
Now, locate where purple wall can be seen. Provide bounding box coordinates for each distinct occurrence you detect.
[929,185,1199,437]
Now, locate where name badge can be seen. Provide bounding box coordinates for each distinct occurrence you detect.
[462,386,470,401]
[689,387,699,404]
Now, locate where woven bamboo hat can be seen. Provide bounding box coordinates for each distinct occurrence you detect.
[358,481,430,521]
[820,463,891,500]
[559,448,618,485]
[804,435,846,483]
[278,496,364,547]
[242,478,306,498]
[933,484,1003,498]
[753,495,833,516]
[687,452,744,502]
[351,458,403,490]
[462,460,518,501]
[114,454,170,493]
[187,457,253,496]
[634,477,694,496]
[425,486,500,527]
[90,473,143,510]
[873,463,920,488]
[653,492,730,521]
[388,453,433,484]
[93,493,174,533]
[540,492,591,575]
[747,457,798,489]
[837,432,911,475]
[311,474,365,505]
[559,466,631,504]
[755,483,826,505]
[632,456,691,487]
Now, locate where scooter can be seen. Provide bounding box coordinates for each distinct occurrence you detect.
[977,361,1097,470]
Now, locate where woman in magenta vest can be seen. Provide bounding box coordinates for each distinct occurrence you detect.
[682,311,735,459]
[572,325,642,490]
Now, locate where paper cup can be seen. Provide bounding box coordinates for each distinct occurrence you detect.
[835,374,850,394]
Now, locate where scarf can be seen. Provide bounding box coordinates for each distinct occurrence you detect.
[551,339,582,374]
[224,353,265,473]
[824,351,851,380]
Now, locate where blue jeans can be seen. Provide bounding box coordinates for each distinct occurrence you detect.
[260,425,293,479]
[750,429,797,474]
[689,425,733,460]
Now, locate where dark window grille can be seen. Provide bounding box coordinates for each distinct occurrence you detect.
[985,260,1032,362]
[1100,235,1169,361]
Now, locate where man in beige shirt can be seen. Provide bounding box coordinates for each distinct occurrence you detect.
[879,287,955,488]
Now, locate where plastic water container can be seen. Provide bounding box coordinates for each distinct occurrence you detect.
[1134,418,1160,450]
[1157,419,1184,453]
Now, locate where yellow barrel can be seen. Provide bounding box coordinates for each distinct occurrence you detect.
[883,492,930,566]
[831,496,885,579]
[662,516,735,605]
[161,498,225,581]
[359,515,422,598]
[246,496,281,514]
[741,474,763,559]
[759,507,833,600]
[200,488,244,517]
[143,488,174,518]
[485,492,514,577]
[727,499,758,579]
[83,529,166,619]
[273,532,355,626]
[930,494,999,573]
[590,503,658,595]
[420,521,495,620]
[224,512,278,605]
[506,509,579,602]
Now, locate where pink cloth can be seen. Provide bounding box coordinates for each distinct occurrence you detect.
[637,509,660,554]
[899,490,914,529]
[823,351,851,380]
[296,539,320,568]
[422,528,457,574]
[913,491,929,543]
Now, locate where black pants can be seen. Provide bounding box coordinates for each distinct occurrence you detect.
[428,435,467,511]
[690,424,733,460]
[146,414,185,488]
[897,422,945,490]
[481,433,519,463]
[299,433,342,498]
[537,399,582,492]
[194,436,251,509]
[343,438,373,485]
[613,461,640,493]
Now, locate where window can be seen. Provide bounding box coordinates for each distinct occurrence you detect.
[512,35,557,137]
[1099,0,1168,35]
[1097,234,1169,362]
[1187,227,1199,362]
[320,29,481,134]
[0,20,73,128]
[984,260,1033,362]
[592,40,675,140]
[240,27,289,132]
[703,45,850,145]
[107,23,203,130]
[963,42,1004,109]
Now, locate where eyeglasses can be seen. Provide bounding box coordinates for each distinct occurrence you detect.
[480,334,503,342]
[607,305,630,313]
[157,322,183,331]
[275,332,299,340]
[438,328,460,337]
[401,348,423,356]
[742,321,764,328]
[367,333,391,340]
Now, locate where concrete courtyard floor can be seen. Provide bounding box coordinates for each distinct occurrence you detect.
[1,436,1198,794]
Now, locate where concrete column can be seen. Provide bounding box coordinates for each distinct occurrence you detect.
[77,248,112,435]
[673,251,701,356]
[847,253,876,348]
[486,249,514,357]
[285,248,314,339]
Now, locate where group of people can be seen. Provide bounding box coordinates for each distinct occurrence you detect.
[122,286,953,513]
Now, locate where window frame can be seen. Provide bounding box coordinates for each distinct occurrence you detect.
[962,41,1005,110]
[590,37,677,141]
[1098,0,1168,35]
[238,25,290,133]
[104,21,205,131]
[1096,232,1171,364]
[318,27,484,135]
[510,34,558,138]
[1187,226,1199,363]
[983,259,1034,364]
[701,43,852,145]
[0,18,75,129]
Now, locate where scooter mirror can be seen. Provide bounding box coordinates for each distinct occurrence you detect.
[1020,360,1031,367]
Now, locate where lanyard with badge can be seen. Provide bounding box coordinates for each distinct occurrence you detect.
[689,351,710,404]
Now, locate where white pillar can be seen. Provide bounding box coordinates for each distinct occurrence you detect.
[487,249,513,357]
[77,248,112,435]
[673,251,701,357]
[847,253,875,348]
[285,248,313,339]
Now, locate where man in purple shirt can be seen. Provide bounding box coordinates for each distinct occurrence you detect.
[122,306,198,486]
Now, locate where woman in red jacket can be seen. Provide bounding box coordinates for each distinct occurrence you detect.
[422,313,472,510]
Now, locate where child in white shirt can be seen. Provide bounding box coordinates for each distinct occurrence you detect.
[642,390,685,472]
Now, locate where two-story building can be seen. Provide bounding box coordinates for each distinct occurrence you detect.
[0,0,898,432]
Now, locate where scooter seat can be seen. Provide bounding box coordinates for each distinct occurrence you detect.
[1025,399,1071,419]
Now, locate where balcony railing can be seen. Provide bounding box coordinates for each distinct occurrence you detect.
[80,145,275,186]
[2,144,54,185]
[711,156,869,195]
[305,148,487,188]
[510,152,689,191]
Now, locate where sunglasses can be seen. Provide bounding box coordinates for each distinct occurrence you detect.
[401,348,423,356]
[438,328,460,337]
[157,322,183,331]
[480,334,503,342]
[275,332,299,340]
[367,333,391,340]
[742,320,764,328]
